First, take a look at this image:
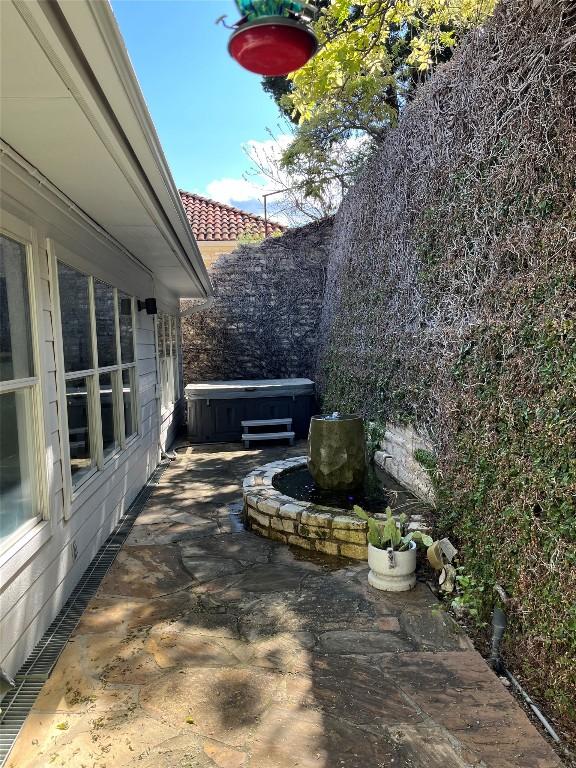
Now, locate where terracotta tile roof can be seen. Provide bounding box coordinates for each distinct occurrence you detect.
[179,190,286,241]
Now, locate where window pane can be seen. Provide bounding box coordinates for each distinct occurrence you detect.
[157,314,165,357]
[122,368,136,438]
[94,280,117,367]
[119,293,134,364]
[0,235,34,381]
[66,377,94,482]
[0,390,36,543]
[165,315,171,358]
[100,372,117,458]
[58,263,92,372]
[173,354,180,400]
[170,317,177,357]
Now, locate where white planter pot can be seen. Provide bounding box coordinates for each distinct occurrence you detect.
[367,541,417,592]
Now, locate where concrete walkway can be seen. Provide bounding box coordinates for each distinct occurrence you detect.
[9,444,563,768]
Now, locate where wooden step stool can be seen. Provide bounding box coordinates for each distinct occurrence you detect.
[241,418,295,448]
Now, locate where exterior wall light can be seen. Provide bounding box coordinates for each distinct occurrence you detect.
[137,298,158,315]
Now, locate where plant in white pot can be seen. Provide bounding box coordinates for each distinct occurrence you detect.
[354,506,433,592]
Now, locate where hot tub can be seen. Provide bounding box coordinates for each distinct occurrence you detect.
[185,378,316,443]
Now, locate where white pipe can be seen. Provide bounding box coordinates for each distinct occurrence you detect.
[504,671,561,743]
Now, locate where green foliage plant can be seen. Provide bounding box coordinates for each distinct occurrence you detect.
[236,229,265,245]
[354,505,433,551]
[366,420,386,458]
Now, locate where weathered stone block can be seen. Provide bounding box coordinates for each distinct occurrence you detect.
[287,534,314,550]
[245,495,259,510]
[314,540,339,556]
[279,503,304,520]
[272,517,296,534]
[333,528,367,544]
[332,515,366,531]
[298,524,330,540]
[340,543,368,560]
[248,509,271,529]
[301,510,332,528]
[257,499,280,516]
[250,523,268,538]
[274,495,297,506]
[268,529,287,543]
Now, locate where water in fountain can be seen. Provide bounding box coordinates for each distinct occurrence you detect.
[273,460,396,513]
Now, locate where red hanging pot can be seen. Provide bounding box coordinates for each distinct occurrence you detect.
[228,17,318,76]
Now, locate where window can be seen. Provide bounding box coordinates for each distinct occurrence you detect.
[56,263,138,491]
[157,313,180,409]
[0,234,42,549]
[171,316,180,401]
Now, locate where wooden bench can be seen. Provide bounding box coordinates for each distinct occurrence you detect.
[241,418,295,448]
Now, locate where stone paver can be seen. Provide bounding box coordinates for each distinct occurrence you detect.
[8,443,564,768]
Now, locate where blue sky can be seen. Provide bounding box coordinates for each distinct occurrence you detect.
[111,0,287,214]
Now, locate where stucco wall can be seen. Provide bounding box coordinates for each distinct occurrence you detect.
[182,218,333,384]
[196,240,238,271]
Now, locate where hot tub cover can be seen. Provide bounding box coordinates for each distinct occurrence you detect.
[185,378,314,400]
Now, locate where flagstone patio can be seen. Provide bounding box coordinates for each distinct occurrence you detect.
[8,443,563,768]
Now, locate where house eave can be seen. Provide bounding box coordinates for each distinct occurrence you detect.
[0,0,213,300]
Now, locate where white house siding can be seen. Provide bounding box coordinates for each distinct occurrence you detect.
[0,175,184,678]
[160,397,184,452]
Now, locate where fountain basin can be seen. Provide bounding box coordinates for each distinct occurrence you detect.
[242,457,431,560]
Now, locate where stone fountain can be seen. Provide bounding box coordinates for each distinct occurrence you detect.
[307,413,366,490]
[242,414,430,560]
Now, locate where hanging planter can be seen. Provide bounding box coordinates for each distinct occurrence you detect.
[228,1,318,76]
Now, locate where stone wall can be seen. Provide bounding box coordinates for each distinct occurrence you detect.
[182,218,332,383]
[374,424,436,506]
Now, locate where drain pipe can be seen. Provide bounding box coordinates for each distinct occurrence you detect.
[505,670,561,743]
[489,585,561,744]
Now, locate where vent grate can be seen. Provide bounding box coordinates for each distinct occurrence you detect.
[0,460,170,767]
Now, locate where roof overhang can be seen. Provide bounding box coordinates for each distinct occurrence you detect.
[0,0,212,300]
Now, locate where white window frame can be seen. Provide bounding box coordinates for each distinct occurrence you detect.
[0,217,49,558]
[157,312,180,412]
[172,315,181,402]
[49,245,138,515]
[117,289,138,443]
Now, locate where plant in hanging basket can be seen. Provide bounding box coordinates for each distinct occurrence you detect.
[228,0,318,76]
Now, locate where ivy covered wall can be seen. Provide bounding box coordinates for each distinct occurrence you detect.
[317,0,576,733]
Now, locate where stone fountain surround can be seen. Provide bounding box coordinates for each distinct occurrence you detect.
[242,457,430,560]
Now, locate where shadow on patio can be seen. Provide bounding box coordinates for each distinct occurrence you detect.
[7,443,563,768]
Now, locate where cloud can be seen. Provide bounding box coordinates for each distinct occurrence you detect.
[203,135,293,206]
[205,177,266,206]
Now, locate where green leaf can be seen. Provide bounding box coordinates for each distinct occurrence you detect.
[353,505,370,520]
